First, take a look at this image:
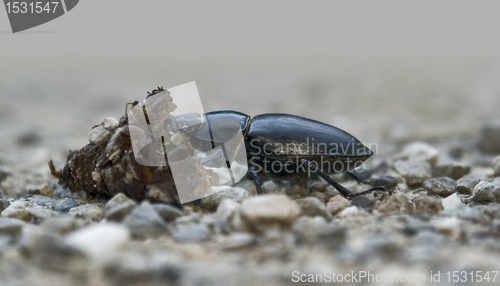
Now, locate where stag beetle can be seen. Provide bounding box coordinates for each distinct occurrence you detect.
[175,110,391,199]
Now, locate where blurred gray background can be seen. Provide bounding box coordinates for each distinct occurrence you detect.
[1,0,500,158]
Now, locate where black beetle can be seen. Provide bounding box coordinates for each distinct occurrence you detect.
[178,110,391,199]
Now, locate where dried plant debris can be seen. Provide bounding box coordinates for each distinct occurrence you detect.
[49,88,212,206]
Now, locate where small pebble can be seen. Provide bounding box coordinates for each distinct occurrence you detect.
[394,159,432,186]
[351,196,374,212]
[222,232,255,250]
[0,198,10,213]
[456,177,481,195]
[326,195,351,215]
[369,175,398,189]
[31,196,57,207]
[41,216,76,234]
[1,201,31,222]
[122,201,167,239]
[102,117,119,131]
[151,203,183,222]
[413,196,443,214]
[69,204,103,221]
[28,207,59,221]
[423,177,456,197]
[54,198,79,213]
[0,217,25,237]
[434,163,470,180]
[40,185,54,197]
[240,194,300,233]
[493,156,500,177]
[473,181,500,203]
[66,223,131,265]
[172,224,211,243]
[441,193,462,210]
[105,193,137,222]
[88,125,112,145]
[297,197,332,222]
[376,193,414,214]
[215,199,248,232]
[398,142,439,167]
[0,167,9,183]
[200,186,252,211]
[478,121,500,153]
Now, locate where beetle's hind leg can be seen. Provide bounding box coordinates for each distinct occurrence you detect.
[299,159,391,199]
[346,171,370,184]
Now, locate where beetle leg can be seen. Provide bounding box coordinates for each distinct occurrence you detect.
[299,159,391,199]
[349,186,392,198]
[346,171,370,184]
[299,159,352,198]
[249,166,263,195]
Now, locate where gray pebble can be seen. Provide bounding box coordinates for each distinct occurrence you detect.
[434,163,470,180]
[54,198,79,213]
[222,232,255,250]
[394,159,432,186]
[172,224,211,243]
[53,187,73,198]
[151,203,183,222]
[292,216,328,244]
[40,216,76,234]
[123,201,166,239]
[0,198,10,213]
[240,194,300,233]
[473,181,500,202]
[315,224,348,249]
[31,196,57,207]
[376,193,414,214]
[88,125,111,145]
[493,156,500,177]
[351,196,375,212]
[28,207,59,221]
[105,193,137,222]
[478,121,500,153]
[423,177,456,197]
[297,197,332,222]
[0,167,10,184]
[0,217,25,236]
[25,185,41,196]
[200,186,253,211]
[456,177,481,195]
[442,206,491,225]
[369,176,398,189]
[413,196,443,214]
[398,142,439,167]
[1,201,31,221]
[68,204,104,221]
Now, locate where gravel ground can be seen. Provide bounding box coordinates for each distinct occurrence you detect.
[2,64,500,286]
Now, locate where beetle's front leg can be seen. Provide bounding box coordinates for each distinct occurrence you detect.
[249,165,263,195]
[299,159,391,199]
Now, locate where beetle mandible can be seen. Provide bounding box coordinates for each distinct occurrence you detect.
[176,110,391,199]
